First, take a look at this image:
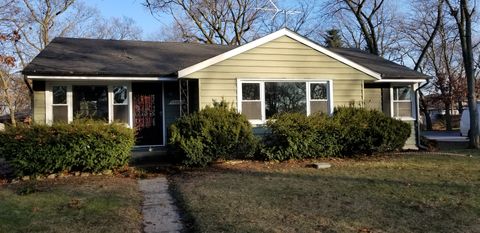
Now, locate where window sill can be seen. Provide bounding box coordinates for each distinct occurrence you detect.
[394,117,415,121]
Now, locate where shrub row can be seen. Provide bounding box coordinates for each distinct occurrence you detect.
[169,101,258,167]
[170,104,411,165]
[0,120,135,176]
[261,107,411,160]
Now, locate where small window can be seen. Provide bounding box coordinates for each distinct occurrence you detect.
[393,86,413,117]
[241,83,261,120]
[52,86,68,122]
[114,86,128,104]
[113,86,129,123]
[310,83,329,114]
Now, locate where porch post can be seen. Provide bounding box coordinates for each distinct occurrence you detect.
[179,79,190,116]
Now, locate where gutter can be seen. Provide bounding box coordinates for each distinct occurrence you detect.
[414,79,430,150]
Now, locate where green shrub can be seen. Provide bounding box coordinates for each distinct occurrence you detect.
[260,107,411,161]
[0,120,134,176]
[261,113,342,161]
[332,107,411,155]
[169,101,258,167]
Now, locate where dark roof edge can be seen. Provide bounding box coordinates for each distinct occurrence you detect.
[23,70,179,78]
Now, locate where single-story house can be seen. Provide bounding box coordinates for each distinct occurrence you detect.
[23,28,429,149]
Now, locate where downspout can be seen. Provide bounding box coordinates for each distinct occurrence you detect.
[414,79,430,150]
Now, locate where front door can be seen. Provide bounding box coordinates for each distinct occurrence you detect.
[133,83,163,145]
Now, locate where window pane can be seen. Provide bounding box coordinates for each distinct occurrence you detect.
[394,102,412,117]
[394,86,412,100]
[265,82,306,118]
[310,83,327,100]
[53,86,67,104]
[241,101,261,120]
[114,105,129,123]
[114,86,128,104]
[73,86,108,120]
[242,83,260,100]
[53,105,68,123]
[310,101,328,114]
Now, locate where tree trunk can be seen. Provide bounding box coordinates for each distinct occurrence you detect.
[419,92,433,130]
[458,100,464,115]
[448,0,479,148]
[422,108,433,131]
[462,0,479,148]
[444,101,452,131]
[9,108,16,126]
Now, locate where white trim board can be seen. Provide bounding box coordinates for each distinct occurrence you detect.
[375,79,427,83]
[178,28,382,79]
[28,75,177,81]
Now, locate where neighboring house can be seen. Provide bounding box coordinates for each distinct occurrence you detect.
[23,28,429,149]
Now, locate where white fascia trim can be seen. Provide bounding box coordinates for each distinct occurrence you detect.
[374,79,427,83]
[27,75,177,81]
[178,28,382,80]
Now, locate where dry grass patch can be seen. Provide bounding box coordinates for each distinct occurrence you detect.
[171,154,480,233]
[0,176,142,233]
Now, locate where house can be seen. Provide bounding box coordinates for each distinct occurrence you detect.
[22,28,429,149]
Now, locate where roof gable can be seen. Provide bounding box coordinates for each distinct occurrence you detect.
[178,28,382,79]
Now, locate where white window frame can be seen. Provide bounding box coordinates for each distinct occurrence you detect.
[45,81,133,127]
[239,81,264,124]
[391,85,415,120]
[237,79,334,125]
[307,82,330,115]
[49,85,71,123]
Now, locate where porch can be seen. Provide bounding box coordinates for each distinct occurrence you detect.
[33,79,199,147]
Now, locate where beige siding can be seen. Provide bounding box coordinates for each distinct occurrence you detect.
[364,88,382,111]
[186,36,376,108]
[32,80,46,124]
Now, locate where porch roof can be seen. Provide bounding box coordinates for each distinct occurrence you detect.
[23,37,236,77]
[328,48,430,80]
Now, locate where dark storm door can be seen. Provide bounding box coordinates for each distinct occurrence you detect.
[133,83,163,145]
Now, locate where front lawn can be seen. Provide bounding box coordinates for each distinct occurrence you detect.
[0,176,142,233]
[171,154,480,233]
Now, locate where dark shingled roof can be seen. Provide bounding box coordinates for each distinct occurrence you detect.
[23,37,429,80]
[328,48,430,79]
[23,37,236,77]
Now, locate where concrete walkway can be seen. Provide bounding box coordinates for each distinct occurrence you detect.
[138,177,183,233]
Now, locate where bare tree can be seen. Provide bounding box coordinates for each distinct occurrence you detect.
[426,20,466,131]
[256,0,323,38]
[144,0,268,45]
[0,0,29,126]
[10,0,83,94]
[325,0,386,55]
[446,0,478,148]
[83,16,143,40]
[399,0,446,131]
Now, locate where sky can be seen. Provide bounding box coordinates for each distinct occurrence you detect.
[83,0,162,37]
[81,0,321,38]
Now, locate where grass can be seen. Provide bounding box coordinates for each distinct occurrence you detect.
[171,154,480,233]
[439,148,480,157]
[0,176,142,233]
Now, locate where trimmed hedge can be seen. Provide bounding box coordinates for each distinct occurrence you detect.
[169,101,258,167]
[261,113,342,161]
[0,121,135,176]
[332,107,411,155]
[261,107,411,161]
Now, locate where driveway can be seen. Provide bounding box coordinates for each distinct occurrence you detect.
[422,131,468,142]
